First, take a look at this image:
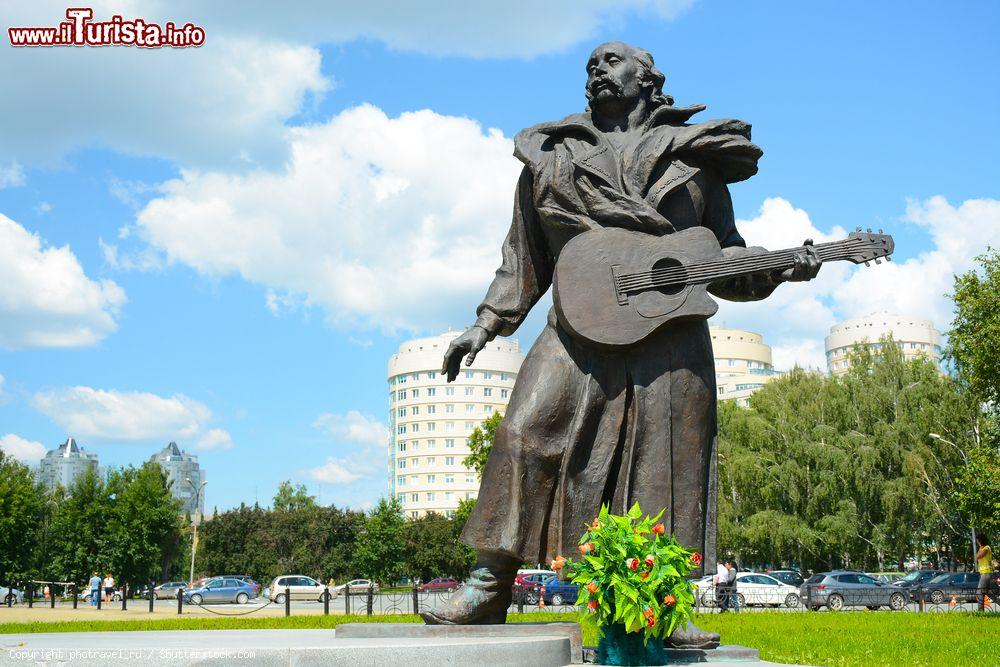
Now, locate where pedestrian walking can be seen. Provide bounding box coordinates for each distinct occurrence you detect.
[103,573,115,605]
[714,561,729,612]
[88,572,101,607]
[976,533,995,611]
[727,563,740,613]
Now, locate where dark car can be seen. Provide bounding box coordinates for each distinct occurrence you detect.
[892,570,944,599]
[799,570,907,611]
[417,578,460,593]
[514,571,557,604]
[920,572,984,605]
[538,576,579,606]
[768,570,804,587]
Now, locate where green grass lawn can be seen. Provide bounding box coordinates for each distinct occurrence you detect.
[1,611,996,666]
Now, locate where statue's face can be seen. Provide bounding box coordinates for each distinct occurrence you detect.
[586,42,643,108]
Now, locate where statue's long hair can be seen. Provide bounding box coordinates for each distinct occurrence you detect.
[632,47,674,107]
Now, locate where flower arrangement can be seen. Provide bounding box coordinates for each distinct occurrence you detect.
[556,503,699,643]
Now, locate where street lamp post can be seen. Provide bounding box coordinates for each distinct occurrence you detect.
[929,433,977,569]
[185,479,207,584]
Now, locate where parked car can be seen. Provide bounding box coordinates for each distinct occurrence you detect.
[183,577,257,605]
[210,575,261,596]
[1,586,23,605]
[869,572,905,585]
[800,571,907,611]
[82,587,124,603]
[331,579,381,596]
[919,572,986,605]
[514,570,557,604]
[537,576,579,606]
[892,569,944,600]
[142,581,188,600]
[416,578,460,593]
[695,572,800,608]
[766,570,805,587]
[267,575,328,603]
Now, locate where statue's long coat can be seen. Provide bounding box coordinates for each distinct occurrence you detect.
[461,104,775,572]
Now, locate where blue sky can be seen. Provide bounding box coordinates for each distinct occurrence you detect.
[1,1,998,512]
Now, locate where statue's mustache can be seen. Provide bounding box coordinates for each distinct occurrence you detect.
[588,77,621,94]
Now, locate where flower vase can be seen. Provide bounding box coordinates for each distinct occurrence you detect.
[596,621,668,666]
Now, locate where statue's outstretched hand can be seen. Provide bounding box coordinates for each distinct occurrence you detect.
[779,239,822,282]
[442,326,490,382]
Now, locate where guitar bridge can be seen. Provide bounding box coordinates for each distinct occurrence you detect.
[611,265,628,306]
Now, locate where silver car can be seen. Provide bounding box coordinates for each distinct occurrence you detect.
[184,577,256,605]
[267,575,328,603]
[800,570,907,611]
[1,586,23,605]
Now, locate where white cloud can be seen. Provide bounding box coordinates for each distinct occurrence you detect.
[134,105,521,332]
[0,434,47,464]
[34,202,53,215]
[716,196,999,371]
[30,386,233,449]
[195,428,234,451]
[302,457,363,485]
[0,213,126,349]
[0,162,25,188]
[313,410,388,448]
[1,1,694,168]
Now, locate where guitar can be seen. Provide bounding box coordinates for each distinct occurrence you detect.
[552,226,894,350]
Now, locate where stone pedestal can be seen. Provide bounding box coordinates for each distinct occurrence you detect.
[337,622,583,663]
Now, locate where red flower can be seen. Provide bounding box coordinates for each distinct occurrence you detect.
[579,542,594,555]
[587,599,599,611]
[647,615,656,628]
[644,554,655,568]
[652,523,665,535]
[590,519,602,530]
[690,552,703,566]
[626,558,640,571]
[551,556,566,570]
[663,594,676,606]
[587,581,598,594]
[640,571,650,580]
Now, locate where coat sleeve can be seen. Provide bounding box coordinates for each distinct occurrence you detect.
[473,167,554,339]
[702,176,782,302]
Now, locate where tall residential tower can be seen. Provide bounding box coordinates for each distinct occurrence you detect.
[36,437,101,492]
[149,442,206,515]
[388,331,524,518]
[825,312,942,376]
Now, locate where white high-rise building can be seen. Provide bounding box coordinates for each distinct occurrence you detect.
[36,437,101,492]
[710,326,781,407]
[825,312,942,376]
[388,331,525,519]
[149,442,206,516]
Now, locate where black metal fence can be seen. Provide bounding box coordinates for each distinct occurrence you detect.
[2,580,997,616]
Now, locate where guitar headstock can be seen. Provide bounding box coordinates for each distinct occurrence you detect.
[845,227,895,265]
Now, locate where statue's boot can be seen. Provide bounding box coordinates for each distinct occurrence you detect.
[665,619,721,650]
[420,552,519,625]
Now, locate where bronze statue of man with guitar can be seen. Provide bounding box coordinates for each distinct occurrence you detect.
[424,42,892,645]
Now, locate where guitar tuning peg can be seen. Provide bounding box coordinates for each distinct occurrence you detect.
[886,256,892,262]
[878,228,883,234]
[866,227,872,233]
[875,259,882,265]
[865,261,870,267]
[856,226,862,232]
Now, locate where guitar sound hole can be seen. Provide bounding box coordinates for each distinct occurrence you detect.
[650,257,685,295]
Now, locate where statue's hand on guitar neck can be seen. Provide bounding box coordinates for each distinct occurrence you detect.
[774,238,822,283]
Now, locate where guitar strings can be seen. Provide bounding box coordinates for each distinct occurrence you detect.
[614,240,879,292]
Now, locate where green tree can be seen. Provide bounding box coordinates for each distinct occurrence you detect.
[463,411,503,476]
[946,248,1000,408]
[104,463,183,590]
[47,466,113,584]
[717,337,980,571]
[953,442,1000,538]
[353,497,406,585]
[0,451,46,584]
[272,481,317,512]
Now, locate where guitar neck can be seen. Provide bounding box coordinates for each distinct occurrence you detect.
[618,238,868,293]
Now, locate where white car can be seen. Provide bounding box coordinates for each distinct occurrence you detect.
[266,575,327,603]
[695,572,800,608]
[331,579,381,595]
